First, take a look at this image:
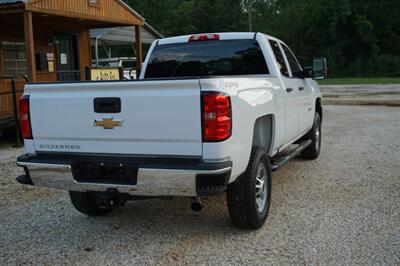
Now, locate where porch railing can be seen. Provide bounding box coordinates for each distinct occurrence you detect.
[0,68,124,144]
[0,76,28,145]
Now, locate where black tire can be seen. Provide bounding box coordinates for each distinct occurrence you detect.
[301,112,322,160]
[69,191,112,216]
[227,147,272,230]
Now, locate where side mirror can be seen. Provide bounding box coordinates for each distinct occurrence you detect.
[312,58,327,80]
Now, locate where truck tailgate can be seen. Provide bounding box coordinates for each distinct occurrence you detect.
[26,80,202,157]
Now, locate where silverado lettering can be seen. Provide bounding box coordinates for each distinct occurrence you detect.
[39,144,81,150]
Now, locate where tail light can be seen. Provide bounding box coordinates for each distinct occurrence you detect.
[189,34,220,42]
[18,95,32,139]
[201,92,231,142]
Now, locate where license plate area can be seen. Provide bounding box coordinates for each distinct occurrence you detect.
[72,161,138,185]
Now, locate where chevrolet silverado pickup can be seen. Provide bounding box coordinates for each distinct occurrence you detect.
[16,32,327,229]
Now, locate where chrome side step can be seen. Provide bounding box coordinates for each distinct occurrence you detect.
[271,140,312,171]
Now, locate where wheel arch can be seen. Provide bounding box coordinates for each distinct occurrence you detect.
[252,114,275,156]
[316,97,322,122]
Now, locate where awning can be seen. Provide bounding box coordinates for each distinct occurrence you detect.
[90,22,163,46]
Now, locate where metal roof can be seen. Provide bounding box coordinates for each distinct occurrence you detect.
[90,22,163,46]
[0,0,26,4]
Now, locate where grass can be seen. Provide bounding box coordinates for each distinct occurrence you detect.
[318,77,400,85]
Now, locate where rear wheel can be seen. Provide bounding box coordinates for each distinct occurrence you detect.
[69,191,113,216]
[301,112,322,160]
[227,147,271,229]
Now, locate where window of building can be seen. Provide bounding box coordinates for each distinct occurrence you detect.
[2,42,27,77]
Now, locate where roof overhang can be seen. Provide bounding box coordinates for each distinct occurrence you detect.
[0,1,25,14]
[0,0,144,26]
[90,23,163,46]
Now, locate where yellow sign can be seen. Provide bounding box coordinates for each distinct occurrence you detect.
[48,61,54,72]
[90,68,120,81]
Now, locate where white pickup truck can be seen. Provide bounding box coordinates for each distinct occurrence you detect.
[16,32,327,229]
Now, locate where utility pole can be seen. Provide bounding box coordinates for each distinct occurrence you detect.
[248,0,253,32]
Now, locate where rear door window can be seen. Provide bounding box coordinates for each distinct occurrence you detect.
[144,39,269,78]
[269,40,289,77]
[281,44,303,78]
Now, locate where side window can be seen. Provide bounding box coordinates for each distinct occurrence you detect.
[269,40,289,77]
[281,44,302,78]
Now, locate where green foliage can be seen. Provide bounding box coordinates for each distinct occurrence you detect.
[124,0,400,77]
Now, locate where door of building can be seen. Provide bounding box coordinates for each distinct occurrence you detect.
[56,35,79,81]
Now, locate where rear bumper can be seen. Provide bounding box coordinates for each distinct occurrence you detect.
[16,153,231,197]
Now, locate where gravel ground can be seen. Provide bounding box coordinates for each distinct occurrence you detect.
[0,105,399,265]
[321,84,400,106]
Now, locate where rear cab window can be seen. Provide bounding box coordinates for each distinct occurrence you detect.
[144,39,269,78]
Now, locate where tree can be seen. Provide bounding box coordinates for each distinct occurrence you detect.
[124,0,400,77]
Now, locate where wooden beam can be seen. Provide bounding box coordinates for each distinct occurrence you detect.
[78,29,91,81]
[0,45,4,77]
[0,9,24,15]
[25,6,144,27]
[135,25,143,79]
[23,11,36,82]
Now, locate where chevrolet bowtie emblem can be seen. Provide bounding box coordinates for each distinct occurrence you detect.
[94,118,123,129]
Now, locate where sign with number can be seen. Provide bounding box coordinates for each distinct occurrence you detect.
[88,0,99,7]
[46,53,54,61]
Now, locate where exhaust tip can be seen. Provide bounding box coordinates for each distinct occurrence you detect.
[191,202,203,212]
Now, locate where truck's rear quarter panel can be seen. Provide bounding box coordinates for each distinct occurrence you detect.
[200,77,283,180]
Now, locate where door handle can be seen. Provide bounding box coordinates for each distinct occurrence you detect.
[298,87,305,91]
[286,88,293,93]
